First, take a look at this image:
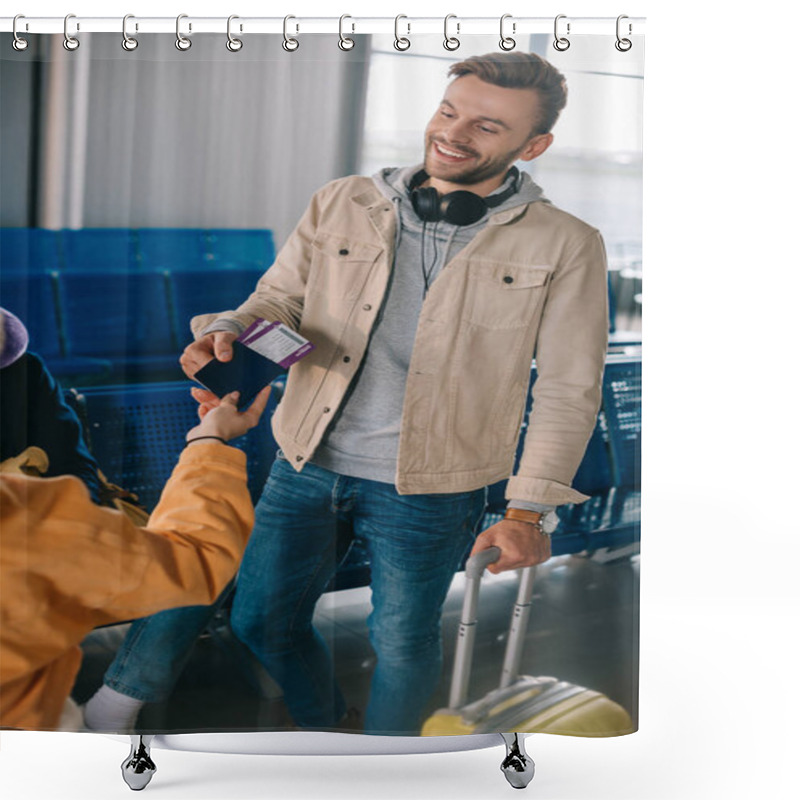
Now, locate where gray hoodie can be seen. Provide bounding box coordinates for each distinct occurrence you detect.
[310,165,550,504]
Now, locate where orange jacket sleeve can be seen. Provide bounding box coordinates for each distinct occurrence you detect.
[0,442,254,730]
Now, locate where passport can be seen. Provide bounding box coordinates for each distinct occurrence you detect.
[193,321,314,409]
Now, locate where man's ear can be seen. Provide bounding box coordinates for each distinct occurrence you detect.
[519,133,554,162]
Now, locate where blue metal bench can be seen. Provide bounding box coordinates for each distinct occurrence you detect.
[0,271,112,381]
[0,228,61,273]
[169,266,266,348]
[1,228,276,384]
[67,379,282,511]
[481,352,641,557]
[65,377,373,592]
[136,229,209,271]
[61,228,138,272]
[0,272,63,361]
[205,229,275,272]
[58,270,180,382]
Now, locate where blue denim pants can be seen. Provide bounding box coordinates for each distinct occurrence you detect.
[231,457,486,735]
[103,581,233,703]
[104,456,485,734]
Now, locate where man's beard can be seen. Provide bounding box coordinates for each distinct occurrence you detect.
[424,138,525,187]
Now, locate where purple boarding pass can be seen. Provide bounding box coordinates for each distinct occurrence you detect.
[238,318,315,368]
[238,318,280,346]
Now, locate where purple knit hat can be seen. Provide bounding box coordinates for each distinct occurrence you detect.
[0,307,29,369]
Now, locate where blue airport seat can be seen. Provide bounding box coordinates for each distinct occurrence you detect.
[0,272,62,360]
[481,353,641,557]
[137,228,209,271]
[66,379,280,512]
[602,357,641,489]
[485,366,614,515]
[61,228,137,272]
[0,271,112,382]
[58,270,178,379]
[205,229,275,271]
[63,376,371,592]
[169,266,264,344]
[0,228,61,273]
[608,272,617,334]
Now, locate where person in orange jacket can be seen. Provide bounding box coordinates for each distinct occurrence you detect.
[0,382,271,731]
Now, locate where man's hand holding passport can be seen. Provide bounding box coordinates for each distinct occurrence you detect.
[193,320,314,409]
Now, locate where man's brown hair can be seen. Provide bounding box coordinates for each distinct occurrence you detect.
[448,52,568,135]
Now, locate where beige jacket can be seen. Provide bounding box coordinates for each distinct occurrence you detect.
[192,175,608,505]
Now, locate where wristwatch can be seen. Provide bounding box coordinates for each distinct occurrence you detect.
[504,507,559,536]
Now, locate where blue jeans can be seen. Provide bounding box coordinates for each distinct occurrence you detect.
[230,457,486,735]
[103,581,234,703]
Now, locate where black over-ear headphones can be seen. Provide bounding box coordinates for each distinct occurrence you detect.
[409,166,520,226]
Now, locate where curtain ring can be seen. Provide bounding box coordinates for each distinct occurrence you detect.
[443,14,460,51]
[226,15,243,52]
[615,15,633,51]
[63,14,80,51]
[338,14,355,51]
[394,14,410,51]
[283,15,299,51]
[175,14,192,51]
[499,14,516,51]
[12,15,29,52]
[122,14,139,51]
[553,14,571,51]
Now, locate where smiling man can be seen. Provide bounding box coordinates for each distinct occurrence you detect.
[424,71,555,192]
[86,52,608,737]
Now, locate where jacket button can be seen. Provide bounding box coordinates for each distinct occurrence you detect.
[296,455,303,462]
[323,407,331,413]
[363,304,372,311]
[339,248,349,256]
[343,355,351,363]
[503,275,514,284]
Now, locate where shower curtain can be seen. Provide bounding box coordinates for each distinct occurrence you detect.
[1,20,642,748]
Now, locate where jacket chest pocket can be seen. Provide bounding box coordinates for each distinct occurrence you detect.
[464,261,551,330]
[308,233,383,303]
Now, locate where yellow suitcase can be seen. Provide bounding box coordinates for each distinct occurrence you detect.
[422,547,633,737]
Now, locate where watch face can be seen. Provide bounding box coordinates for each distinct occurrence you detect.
[542,511,560,534]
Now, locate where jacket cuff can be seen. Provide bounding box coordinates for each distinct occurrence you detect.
[190,313,246,340]
[507,499,557,514]
[179,441,247,470]
[505,476,590,506]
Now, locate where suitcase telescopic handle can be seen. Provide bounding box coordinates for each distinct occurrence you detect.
[449,547,501,709]
[465,546,502,577]
[448,547,538,709]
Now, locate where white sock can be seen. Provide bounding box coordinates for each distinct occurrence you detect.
[83,685,144,732]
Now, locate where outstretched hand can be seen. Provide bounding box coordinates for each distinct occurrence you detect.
[185,387,271,445]
[190,386,223,418]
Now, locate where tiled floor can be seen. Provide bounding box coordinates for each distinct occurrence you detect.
[74,550,639,734]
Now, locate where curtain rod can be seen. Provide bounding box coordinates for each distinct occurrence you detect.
[1,16,645,37]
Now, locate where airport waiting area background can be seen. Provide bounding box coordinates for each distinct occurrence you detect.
[0,32,641,727]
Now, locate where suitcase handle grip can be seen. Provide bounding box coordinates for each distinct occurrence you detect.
[465,546,501,578]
